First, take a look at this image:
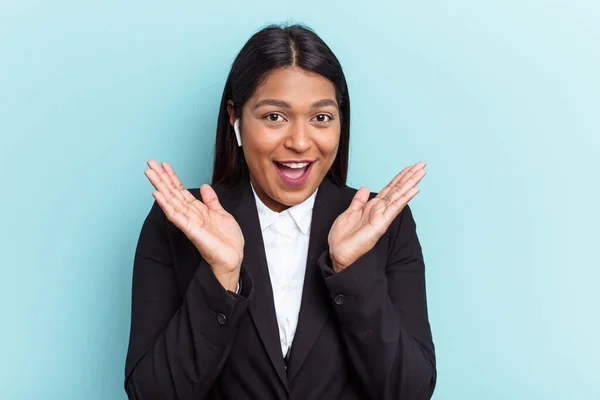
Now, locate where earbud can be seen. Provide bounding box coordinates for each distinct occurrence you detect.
[233,119,242,147]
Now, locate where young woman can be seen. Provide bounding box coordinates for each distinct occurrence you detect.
[124,24,436,400]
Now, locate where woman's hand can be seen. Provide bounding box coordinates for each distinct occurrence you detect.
[144,160,244,292]
[328,161,427,273]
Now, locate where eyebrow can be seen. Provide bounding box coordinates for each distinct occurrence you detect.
[254,98,338,110]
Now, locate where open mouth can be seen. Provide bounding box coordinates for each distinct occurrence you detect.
[273,160,314,186]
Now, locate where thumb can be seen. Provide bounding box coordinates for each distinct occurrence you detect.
[347,186,370,212]
[200,184,224,211]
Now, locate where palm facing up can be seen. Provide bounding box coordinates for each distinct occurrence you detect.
[144,160,244,289]
[328,162,427,273]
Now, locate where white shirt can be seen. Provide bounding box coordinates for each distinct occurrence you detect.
[250,181,318,358]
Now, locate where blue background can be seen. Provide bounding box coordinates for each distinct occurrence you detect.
[1,1,598,399]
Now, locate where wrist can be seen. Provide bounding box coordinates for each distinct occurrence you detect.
[328,251,346,273]
[214,269,241,292]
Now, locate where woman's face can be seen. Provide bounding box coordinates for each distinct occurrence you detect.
[228,66,341,212]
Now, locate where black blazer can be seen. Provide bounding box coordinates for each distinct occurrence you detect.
[124,169,436,400]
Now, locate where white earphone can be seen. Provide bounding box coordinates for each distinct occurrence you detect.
[233,119,242,147]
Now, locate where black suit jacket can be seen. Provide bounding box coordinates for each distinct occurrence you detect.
[124,170,436,399]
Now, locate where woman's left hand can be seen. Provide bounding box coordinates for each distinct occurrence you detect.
[328,161,427,273]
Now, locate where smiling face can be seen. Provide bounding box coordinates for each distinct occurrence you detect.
[228,66,341,212]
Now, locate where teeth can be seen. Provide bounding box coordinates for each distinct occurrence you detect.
[279,162,310,169]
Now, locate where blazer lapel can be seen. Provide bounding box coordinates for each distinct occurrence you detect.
[224,170,289,392]
[286,174,345,383]
[221,169,346,387]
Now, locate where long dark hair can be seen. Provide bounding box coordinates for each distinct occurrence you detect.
[211,23,350,187]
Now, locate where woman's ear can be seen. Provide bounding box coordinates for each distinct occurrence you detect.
[226,100,237,127]
[227,100,242,147]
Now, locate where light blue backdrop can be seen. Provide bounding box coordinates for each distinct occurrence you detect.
[1,1,598,399]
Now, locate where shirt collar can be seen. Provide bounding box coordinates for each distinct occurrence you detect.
[250,181,318,236]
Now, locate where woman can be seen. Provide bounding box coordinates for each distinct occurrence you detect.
[124,24,436,400]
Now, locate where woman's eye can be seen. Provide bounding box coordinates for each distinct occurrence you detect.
[314,114,332,123]
[265,113,284,122]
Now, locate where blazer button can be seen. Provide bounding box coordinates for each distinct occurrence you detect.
[217,313,227,325]
[334,294,345,305]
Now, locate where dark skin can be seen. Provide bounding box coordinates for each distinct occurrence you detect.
[144,66,426,291]
[227,66,342,213]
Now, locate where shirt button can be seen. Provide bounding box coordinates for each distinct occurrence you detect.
[334,294,345,305]
[283,284,290,292]
[217,313,227,325]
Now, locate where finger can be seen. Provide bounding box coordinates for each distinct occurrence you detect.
[382,163,426,203]
[144,168,176,201]
[146,168,189,215]
[145,167,207,218]
[376,165,412,199]
[347,186,370,212]
[396,161,426,189]
[386,168,426,206]
[161,161,182,187]
[144,168,165,193]
[145,160,180,201]
[383,187,420,220]
[153,190,190,228]
[200,184,224,211]
[376,161,426,200]
[147,160,185,202]
[155,189,202,230]
[161,161,197,203]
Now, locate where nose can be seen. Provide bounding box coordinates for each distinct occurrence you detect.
[283,121,311,153]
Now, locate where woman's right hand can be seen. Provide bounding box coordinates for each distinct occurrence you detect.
[144,159,244,292]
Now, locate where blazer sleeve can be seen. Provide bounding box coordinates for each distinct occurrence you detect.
[124,200,254,400]
[318,204,436,400]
